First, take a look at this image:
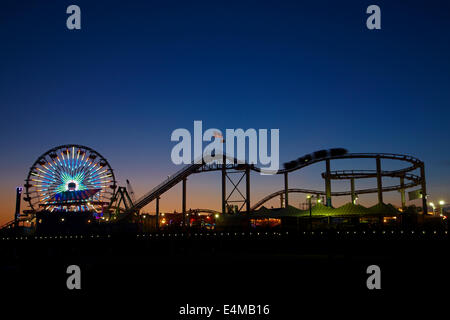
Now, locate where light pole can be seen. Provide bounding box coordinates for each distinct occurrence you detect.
[430,202,436,215]
[439,200,445,216]
[307,195,312,230]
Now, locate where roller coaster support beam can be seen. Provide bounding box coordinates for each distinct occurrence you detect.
[420,163,427,215]
[325,159,332,207]
[222,154,226,214]
[109,187,133,215]
[376,156,383,204]
[400,176,406,209]
[223,166,248,213]
[156,196,160,230]
[280,194,284,208]
[284,172,289,208]
[182,178,187,226]
[246,166,250,213]
[350,178,356,204]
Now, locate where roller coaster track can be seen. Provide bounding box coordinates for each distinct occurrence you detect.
[0,215,32,231]
[189,208,221,215]
[130,154,243,211]
[129,153,423,213]
[131,162,205,211]
[0,219,16,230]
[322,170,419,180]
[322,171,421,182]
[279,153,422,174]
[250,180,419,211]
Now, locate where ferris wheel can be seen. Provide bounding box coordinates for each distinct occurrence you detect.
[24,144,117,213]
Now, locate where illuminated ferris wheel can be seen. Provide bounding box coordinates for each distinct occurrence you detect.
[24,145,117,213]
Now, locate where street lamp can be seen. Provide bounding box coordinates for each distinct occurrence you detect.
[429,202,435,215]
[307,195,312,230]
[439,200,445,216]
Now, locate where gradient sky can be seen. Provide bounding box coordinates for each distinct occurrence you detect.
[1,0,450,224]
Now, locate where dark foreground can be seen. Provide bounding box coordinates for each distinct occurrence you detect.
[1,229,448,317]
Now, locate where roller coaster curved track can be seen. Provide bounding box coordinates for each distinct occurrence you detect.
[278,153,422,174]
[189,208,221,215]
[128,152,424,213]
[250,181,420,211]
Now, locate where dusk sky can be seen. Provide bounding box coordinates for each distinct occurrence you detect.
[1,0,449,224]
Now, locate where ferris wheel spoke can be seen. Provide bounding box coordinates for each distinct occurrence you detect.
[25,145,116,212]
[75,156,89,177]
[86,168,102,181]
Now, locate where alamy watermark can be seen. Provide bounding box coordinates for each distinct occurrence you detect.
[65,4,379,31]
[171,121,279,174]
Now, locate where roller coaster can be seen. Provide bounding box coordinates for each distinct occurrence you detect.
[251,153,425,211]
[122,149,427,219]
[2,146,428,230]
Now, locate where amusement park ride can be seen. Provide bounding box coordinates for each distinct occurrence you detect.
[1,144,431,232]
[23,145,116,214]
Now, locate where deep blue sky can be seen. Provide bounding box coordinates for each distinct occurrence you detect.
[0,0,449,221]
